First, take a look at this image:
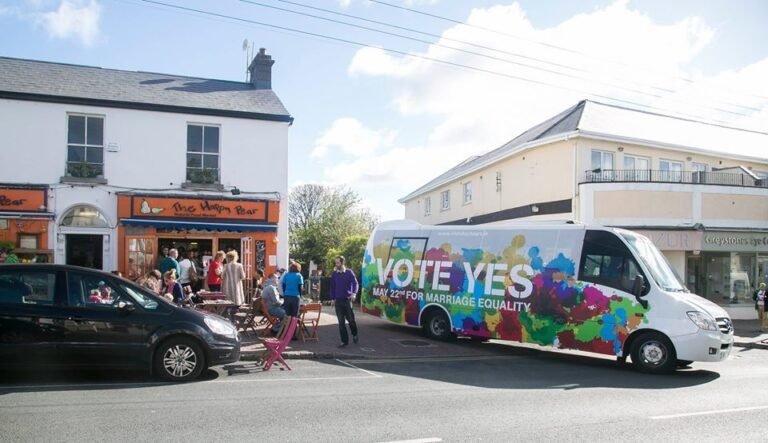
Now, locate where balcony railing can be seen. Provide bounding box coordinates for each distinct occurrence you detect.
[583,169,768,188]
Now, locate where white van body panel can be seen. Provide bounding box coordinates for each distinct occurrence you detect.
[361,221,733,364]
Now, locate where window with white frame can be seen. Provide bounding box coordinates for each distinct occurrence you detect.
[591,150,614,180]
[463,181,472,204]
[660,159,683,182]
[495,171,502,192]
[186,124,220,184]
[424,197,431,216]
[692,162,708,173]
[67,114,104,178]
[441,190,450,210]
[624,154,650,181]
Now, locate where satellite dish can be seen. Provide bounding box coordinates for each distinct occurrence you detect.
[242,39,249,51]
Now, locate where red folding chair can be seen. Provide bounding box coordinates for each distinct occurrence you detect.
[259,316,298,371]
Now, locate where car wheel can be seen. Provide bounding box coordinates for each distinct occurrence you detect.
[631,332,677,374]
[154,337,205,382]
[423,309,455,341]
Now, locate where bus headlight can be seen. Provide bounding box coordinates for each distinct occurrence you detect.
[687,311,718,331]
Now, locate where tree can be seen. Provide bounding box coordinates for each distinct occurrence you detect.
[324,235,368,275]
[289,185,379,267]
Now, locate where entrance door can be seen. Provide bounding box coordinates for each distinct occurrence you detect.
[66,234,103,270]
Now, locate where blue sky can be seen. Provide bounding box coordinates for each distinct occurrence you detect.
[1,0,767,219]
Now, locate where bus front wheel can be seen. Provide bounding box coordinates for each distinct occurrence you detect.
[423,309,455,341]
[630,332,677,374]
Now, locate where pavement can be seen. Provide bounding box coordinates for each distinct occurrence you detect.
[238,306,768,362]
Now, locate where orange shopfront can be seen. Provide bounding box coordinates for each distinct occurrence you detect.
[0,185,54,263]
[116,193,280,283]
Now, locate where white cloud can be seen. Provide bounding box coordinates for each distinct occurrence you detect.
[41,0,101,46]
[321,1,767,217]
[311,117,397,158]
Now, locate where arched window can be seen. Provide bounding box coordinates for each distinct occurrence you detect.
[60,205,109,228]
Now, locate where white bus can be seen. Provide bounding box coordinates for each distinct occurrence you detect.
[361,220,734,374]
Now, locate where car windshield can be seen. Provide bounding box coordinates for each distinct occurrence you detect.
[119,283,163,310]
[619,230,687,292]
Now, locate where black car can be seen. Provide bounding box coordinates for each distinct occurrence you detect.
[0,264,240,381]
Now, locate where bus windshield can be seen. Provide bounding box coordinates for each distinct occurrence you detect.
[619,231,687,292]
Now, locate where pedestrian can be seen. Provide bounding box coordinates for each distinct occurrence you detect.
[178,251,197,289]
[207,251,225,291]
[137,270,162,293]
[0,249,7,263]
[262,273,286,334]
[162,269,185,305]
[281,262,303,317]
[221,250,245,306]
[330,255,359,348]
[755,283,767,331]
[159,248,181,278]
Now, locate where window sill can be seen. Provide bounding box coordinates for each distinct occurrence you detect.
[181,181,225,191]
[60,176,108,185]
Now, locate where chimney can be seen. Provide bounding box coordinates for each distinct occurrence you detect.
[248,48,275,90]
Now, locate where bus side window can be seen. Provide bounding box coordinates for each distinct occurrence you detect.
[580,230,645,294]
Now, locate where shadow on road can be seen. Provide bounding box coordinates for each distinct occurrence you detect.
[0,367,222,395]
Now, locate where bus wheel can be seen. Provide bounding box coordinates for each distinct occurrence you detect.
[630,332,677,374]
[423,310,455,341]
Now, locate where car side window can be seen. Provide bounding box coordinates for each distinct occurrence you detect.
[0,270,57,305]
[579,230,644,294]
[67,272,125,308]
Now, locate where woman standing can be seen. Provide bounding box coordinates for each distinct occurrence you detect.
[755,282,767,331]
[281,262,304,317]
[221,250,245,306]
[207,251,225,291]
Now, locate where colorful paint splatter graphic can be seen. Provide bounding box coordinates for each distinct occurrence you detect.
[362,234,648,357]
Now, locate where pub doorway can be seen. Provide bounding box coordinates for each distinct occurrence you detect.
[66,234,103,270]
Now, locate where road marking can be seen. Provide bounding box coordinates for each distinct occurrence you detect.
[335,358,383,378]
[379,438,442,443]
[650,405,768,420]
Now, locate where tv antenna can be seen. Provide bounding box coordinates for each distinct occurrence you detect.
[242,39,253,82]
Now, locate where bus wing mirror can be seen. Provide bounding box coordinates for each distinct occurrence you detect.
[632,275,649,308]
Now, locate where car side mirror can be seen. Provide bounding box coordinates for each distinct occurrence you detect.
[118,300,136,313]
[632,275,649,308]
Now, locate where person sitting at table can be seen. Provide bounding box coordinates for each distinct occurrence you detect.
[262,273,285,334]
[162,269,185,305]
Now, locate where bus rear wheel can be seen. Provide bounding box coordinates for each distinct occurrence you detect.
[423,309,455,341]
[630,331,677,374]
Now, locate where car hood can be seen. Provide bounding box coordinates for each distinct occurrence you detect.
[677,292,730,319]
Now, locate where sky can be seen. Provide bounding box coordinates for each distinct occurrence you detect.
[1,0,767,221]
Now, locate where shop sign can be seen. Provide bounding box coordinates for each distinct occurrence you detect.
[0,188,47,213]
[635,230,702,251]
[130,196,268,221]
[702,232,768,252]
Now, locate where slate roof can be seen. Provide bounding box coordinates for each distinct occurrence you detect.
[0,56,291,122]
[400,100,768,203]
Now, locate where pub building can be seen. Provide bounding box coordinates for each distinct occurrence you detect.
[116,193,280,284]
[0,185,55,263]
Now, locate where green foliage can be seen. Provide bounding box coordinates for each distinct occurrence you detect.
[289,185,378,268]
[0,240,15,251]
[324,235,368,274]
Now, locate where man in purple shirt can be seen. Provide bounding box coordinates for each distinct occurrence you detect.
[330,255,359,347]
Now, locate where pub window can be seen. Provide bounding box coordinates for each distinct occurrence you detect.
[187,124,220,184]
[18,234,38,250]
[67,114,104,178]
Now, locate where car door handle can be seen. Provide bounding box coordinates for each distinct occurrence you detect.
[67,316,85,321]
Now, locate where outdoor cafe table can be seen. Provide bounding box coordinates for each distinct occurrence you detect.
[196,300,238,321]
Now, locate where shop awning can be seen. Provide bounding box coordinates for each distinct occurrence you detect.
[120,218,277,232]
